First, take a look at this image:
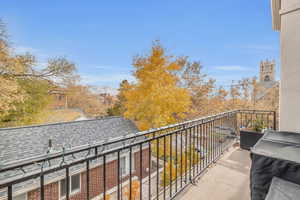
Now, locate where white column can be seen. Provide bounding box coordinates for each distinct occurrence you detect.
[279,0,300,132]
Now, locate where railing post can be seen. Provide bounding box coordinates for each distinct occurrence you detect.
[86,160,90,200]
[7,185,12,200]
[40,174,44,200]
[234,112,238,136]
[273,111,277,130]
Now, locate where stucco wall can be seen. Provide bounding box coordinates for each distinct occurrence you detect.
[281,0,300,9]
[279,0,300,131]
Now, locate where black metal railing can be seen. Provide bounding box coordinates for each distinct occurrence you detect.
[0,110,276,200]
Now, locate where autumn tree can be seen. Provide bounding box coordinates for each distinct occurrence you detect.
[107,80,130,116]
[65,84,107,117]
[162,159,177,186]
[0,79,53,127]
[124,180,140,200]
[161,147,201,187]
[236,78,252,109]
[0,19,78,126]
[227,81,241,109]
[227,77,262,111]
[123,42,191,130]
[251,77,260,109]
[0,20,26,117]
[208,86,228,113]
[179,60,218,117]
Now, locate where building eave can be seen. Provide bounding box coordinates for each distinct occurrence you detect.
[271,0,281,31]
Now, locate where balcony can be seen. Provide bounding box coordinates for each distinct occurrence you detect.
[176,147,250,200]
[0,110,276,200]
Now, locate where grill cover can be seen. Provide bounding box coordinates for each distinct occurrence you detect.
[250,130,300,200]
[265,177,300,200]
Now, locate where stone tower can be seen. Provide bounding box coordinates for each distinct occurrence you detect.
[260,59,275,82]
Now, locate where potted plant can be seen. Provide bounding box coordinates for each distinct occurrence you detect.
[240,119,267,150]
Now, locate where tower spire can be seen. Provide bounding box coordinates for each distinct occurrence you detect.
[259,59,275,82]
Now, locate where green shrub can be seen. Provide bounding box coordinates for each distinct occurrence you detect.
[252,119,267,132]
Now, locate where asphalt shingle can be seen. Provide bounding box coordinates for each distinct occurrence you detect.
[0,117,139,164]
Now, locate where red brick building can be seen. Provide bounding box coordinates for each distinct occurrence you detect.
[24,148,150,200]
[49,88,68,109]
[0,117,153,200]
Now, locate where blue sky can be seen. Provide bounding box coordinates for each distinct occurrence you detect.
[0,0,279,90]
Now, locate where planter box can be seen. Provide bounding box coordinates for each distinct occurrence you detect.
[240,130,263,150]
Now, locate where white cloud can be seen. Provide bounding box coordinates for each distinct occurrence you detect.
[14,46,37,54]
[243,44,278,51]
[13,46,50,70]
[14,45,50,60]
[34,62,48,70]
[80,73,135,86]
[92,65,132,73]
[94,66,113,70]
[214,65,249,71]
[90,86,119,95]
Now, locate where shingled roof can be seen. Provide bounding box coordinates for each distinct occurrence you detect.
[0,117,141,197]
[0,117,139,164]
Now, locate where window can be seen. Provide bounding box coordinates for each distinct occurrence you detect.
[71,174,80,192]
[13,193,27,200]
[119,153,134,176]
[120,156,127,176]
[264,75,270,81]
[60,174,81,199]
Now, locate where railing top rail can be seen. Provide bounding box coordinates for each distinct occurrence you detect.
[0,128,186,188]
[0,110,237,173]
[238,109,276,113]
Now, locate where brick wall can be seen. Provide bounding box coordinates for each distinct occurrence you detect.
[27,148,150,200]
[49,93,67,109]
[134,148,151,179]
[28,182,59,200]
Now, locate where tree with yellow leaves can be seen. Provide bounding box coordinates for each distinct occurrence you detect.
[161,148,201,187]
[0,19,77,126]
[0,20,26,118]
[107,80,131,116]
[180,60,225,118]
[124,180,140,200]
[105,194,110,200]
[123,41,191,130]
[162,159,177,186]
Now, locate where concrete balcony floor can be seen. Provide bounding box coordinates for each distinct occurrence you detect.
[176,147,251,200]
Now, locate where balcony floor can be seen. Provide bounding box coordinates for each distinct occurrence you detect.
[177,147,251,200]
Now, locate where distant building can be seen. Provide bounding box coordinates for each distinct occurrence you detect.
[259,60,276,82]
[98,93,116,106]
[49,88,69,109]
[254,60,279,111]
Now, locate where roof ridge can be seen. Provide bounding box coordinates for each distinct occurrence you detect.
[0,116,123,131]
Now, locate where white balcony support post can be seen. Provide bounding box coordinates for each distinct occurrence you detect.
[272,0,300,132]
